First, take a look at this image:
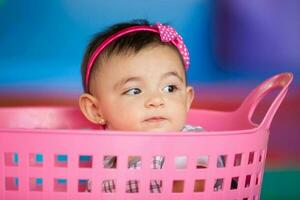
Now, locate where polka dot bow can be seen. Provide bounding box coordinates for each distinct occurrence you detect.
[155,23,190,69]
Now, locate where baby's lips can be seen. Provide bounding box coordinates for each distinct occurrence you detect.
[144,116,167,122]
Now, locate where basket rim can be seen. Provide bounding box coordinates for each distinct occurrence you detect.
[0,125,263,136]
[0,105,266,135]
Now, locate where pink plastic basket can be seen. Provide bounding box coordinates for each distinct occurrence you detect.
[0,73,293,200]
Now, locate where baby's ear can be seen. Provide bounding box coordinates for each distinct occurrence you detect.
[79,93,102,124]
[185,86,195,111]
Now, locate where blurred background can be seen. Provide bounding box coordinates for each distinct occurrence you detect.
[0,0,299,198]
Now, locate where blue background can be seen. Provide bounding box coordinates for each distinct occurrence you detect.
[1,0,298,94]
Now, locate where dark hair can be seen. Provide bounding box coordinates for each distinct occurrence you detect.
[81,19,185,93]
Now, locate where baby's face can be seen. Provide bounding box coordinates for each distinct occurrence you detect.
[91,45,194,132]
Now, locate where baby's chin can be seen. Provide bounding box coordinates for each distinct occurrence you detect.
[106,126,182,132]
[133,125,183,132]
[105,122,184,132]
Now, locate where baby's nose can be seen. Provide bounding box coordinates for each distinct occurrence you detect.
[145,93,165,108]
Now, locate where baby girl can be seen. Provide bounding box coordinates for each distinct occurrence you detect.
[79,19,203,133]
[78,19,221,193]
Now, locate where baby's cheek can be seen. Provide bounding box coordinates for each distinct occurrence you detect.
[116,107,140,123]
[170,97,187,110]
[172,102,188,121]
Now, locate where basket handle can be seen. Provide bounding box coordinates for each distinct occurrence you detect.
[237,72,293,129]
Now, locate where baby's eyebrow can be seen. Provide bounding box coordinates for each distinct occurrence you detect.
[114,76,141,90]
[161,71,184,83]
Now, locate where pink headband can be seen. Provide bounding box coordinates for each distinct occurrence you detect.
[85,23,190,91]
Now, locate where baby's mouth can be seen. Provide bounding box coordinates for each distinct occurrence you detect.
[144,116,167,123]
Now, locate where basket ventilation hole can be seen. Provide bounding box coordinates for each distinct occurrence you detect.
[4,152,18,166]
[30,177,43,192]
[217,155,227,168]
[245,175,251,188]
[256,173,261,185]
[79,155,93,168]
[172,180,184,193]
[248,152,255,164]
[196,155,209,168]
[128,156,141,169]
[194,180,205,192]
[78,179,90,192]
[234,153,242,166]
[55,154,68,167]
[102,179,116,193]
[29,153,43,167]
[213,178,223,191]
[54,178,67,192]
[126,180,139,193]
[5,177,19,191]
[259,150,264,162]
[151,155,165,169]
[175,156,187,169]
[230,177,239,190]
[150,180,162,193]
[104,155,117,169]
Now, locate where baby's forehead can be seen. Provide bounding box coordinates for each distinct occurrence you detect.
[108,46,183,70]
[104,44,184,67]
[90,44,187,89]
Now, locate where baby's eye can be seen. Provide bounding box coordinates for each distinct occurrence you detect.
[162,85,178,93]
[123,88,142,95]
